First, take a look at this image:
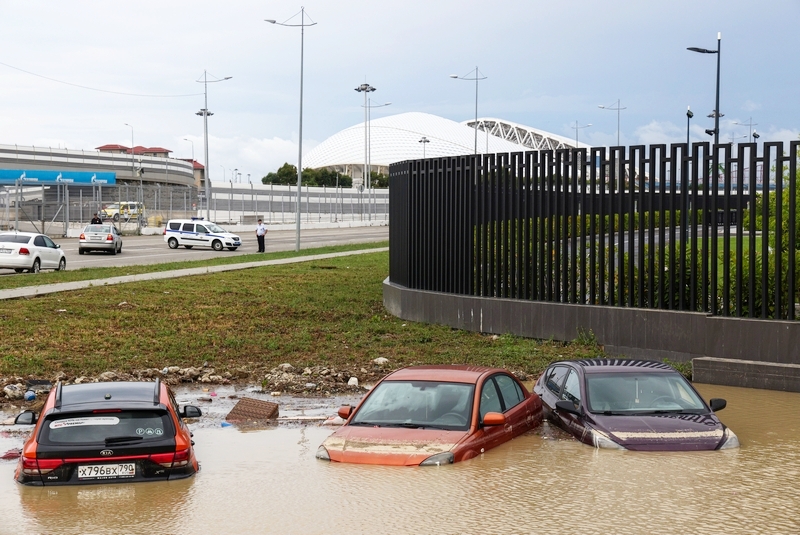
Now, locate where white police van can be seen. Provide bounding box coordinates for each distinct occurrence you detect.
[163,218,242,251]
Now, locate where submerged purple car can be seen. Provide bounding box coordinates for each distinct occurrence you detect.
[533,359,739,451]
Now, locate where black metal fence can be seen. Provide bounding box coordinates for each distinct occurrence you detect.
[389,141,800,321]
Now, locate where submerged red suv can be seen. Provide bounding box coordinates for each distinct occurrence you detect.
[14,379,202,486]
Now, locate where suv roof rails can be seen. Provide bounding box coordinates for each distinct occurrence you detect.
[54,381,63,409]
[153,377,161,404]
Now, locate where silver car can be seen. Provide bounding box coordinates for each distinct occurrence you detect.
[78,224,123,255]
[0,232,66,273]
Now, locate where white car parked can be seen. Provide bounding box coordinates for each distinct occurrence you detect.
[0,232,67,273]
[163,219,242,251]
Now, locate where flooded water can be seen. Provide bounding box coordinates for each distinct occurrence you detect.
[1,383,798,535]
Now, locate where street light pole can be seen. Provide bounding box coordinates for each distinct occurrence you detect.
[196,70,232,221]
[354,83,376,190]
[598,100,626,146]
[362,98,391,190]
[734,118,758,143]
[267,8,317,252]
[450,67,487,155]
[123,123,143,232]
[419,137,430,159]
[686,106,693,147]
[571,121,591,147]
[688,32,722,146]
[183,138,194,162]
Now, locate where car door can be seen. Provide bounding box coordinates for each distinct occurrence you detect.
[493,373,530,438]
[556,368,588,440]
[33,235,55,268]
[539,365,570,418]
[194,224,211,247]
[180,223,196,245]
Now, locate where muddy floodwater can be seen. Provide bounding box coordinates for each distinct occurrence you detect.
[1,383,799,535]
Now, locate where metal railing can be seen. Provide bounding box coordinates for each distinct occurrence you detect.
[389,140,800,321]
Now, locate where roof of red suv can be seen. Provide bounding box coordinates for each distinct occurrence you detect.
[50,381,163,413]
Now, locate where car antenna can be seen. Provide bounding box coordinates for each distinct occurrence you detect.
[54,381,63,409]
[153,377,161,404]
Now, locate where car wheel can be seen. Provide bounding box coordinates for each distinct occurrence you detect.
[118,244,122,253]
[212,240,223,251]
[29,259,40,274]
[113,214,120,222]
[78,248,85,255]
[168,237,179,249]
[14,269,24,273]
[228,247,238,251]
[184,245,193,249]
[110,245,117,255]
[57,258,66,271]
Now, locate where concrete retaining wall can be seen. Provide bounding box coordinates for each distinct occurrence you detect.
[384,279,800,392]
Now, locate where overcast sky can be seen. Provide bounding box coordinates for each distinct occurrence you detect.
[1,0,798,183]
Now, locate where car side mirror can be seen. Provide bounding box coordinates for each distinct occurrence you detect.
[709,398,727,412]
[555,400,582,416]
[337,405,353,419]
[182,405,203,418]
[15,410,37,425]
[56,244,61,249]
[482,412,506,426]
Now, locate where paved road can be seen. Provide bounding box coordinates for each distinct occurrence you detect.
[55,226,389,270]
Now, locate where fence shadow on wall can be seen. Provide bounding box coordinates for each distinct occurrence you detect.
[389,140,800,321]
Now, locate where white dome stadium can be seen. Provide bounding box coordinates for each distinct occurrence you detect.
[303,112,528,178]
[303,112,581,181]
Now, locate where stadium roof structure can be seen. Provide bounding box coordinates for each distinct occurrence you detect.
[303,112,581,176]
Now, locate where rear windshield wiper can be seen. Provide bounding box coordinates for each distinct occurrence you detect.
[105,436,144,444]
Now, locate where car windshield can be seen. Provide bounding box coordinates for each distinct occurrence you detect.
[350,380,474,431]
[0,234,32,244]
[586,372,707,414]
[103,204,119,210]
[85,225,110,233]
[205,223,226,233]
[39,410,174,444]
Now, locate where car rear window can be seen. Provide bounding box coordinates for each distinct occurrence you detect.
[39,410,174,444]
[85,225,109,233]
[168,222,181,230]
[0,234,32,244]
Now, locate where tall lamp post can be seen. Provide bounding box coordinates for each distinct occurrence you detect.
[419,136,430,159]
[598,99,626,146]
[267,8,317,252]
[196,70,232,221]
[354,83,376,190]
[571,121,591,147]
[124,123,143,232]
[450,67,487,155]
[734,118,758,143]
[183,138,194,162]
[686,107,693,146]
[688,32,722,146]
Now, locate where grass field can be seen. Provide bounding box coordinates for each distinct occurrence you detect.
[0,248,604,380]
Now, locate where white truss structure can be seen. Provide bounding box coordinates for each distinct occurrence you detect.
[465,117,584,151]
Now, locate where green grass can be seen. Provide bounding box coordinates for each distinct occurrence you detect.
[0,249,604,380]
[0,241,388,291]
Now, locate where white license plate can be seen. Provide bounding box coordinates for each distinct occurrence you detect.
[0,248,11,254]
[90,236,104,240]
[78,463,136,480]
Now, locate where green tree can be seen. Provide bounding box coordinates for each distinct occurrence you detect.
[262,163,298,185]
[370,170,389,188]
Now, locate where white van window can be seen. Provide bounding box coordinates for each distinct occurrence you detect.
[181,223,194,232]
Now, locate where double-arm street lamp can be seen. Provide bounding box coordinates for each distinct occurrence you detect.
[419,136,430,159]
[354,83,376,191]
[688,32,722,146]
[571,121,591,147]
[598,100,626,146]
[266,8,316,252]
[450,67,487,155]
[734,118,759,143]
[196,71,232,221]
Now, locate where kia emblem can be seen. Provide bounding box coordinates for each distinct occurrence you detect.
[100,449,113,457]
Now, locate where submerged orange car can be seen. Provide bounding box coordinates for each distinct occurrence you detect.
[14,379,202,486]
[316,365,543,466]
